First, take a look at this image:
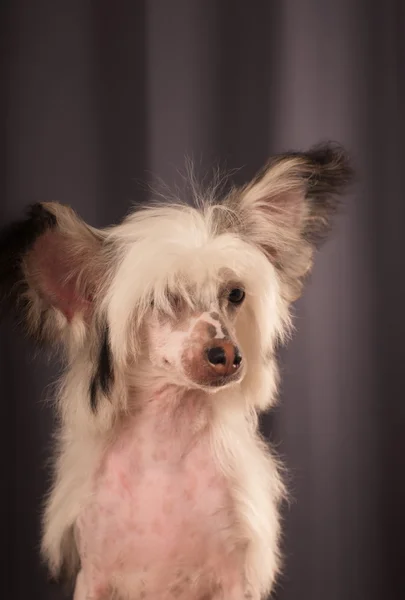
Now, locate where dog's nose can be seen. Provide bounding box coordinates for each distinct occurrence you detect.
[206,342,242,377]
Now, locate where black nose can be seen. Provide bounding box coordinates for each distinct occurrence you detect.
[206,344,242,378]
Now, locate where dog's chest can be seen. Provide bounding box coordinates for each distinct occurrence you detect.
[77,408,240,587]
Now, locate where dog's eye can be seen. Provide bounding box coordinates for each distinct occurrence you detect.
[228,288,245,305]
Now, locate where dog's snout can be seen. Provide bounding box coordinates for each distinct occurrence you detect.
[206,342,242,377]
[181,315,244,388]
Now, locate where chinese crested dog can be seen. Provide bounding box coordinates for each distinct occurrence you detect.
[0,144,352,599]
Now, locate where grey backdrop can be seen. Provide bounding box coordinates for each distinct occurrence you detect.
[1,1,404,599]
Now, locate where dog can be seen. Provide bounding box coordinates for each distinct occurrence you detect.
[0,143,352,599]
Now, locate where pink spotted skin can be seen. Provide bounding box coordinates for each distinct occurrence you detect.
[76,388,249,600]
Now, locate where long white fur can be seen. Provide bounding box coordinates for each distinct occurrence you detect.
[31,142,353,598]
[40,200,291,598]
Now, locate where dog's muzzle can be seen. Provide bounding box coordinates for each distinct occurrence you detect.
[182,340,243,388]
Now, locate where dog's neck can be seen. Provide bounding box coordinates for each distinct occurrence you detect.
[129,379,247,437]
[109,384,213,461]
[134,383,211,420]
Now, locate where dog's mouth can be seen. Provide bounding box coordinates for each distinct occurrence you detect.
[206,370,244,388]
[186,364,246,393]
[153,362,245,392]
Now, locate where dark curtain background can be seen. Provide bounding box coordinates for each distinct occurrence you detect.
[1,1,404,599]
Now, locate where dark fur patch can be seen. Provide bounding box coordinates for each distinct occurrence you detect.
[273,142,354,246]
[89,325,114,412]
[0,204,57,333]
[302,143,354,245]
[206,324,217,339]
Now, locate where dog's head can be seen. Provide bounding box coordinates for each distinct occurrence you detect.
[0,143,352,414]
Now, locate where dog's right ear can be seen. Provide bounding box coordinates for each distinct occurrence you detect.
[0,203,106,347]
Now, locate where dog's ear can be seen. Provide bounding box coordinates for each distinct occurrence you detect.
[226,143,353,300]
[0,202,106,346]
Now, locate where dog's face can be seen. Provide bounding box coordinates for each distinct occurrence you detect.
[145,282,247,391]
[0,143,353,412]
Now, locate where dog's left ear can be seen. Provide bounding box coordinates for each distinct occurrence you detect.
[227,143,354,300]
